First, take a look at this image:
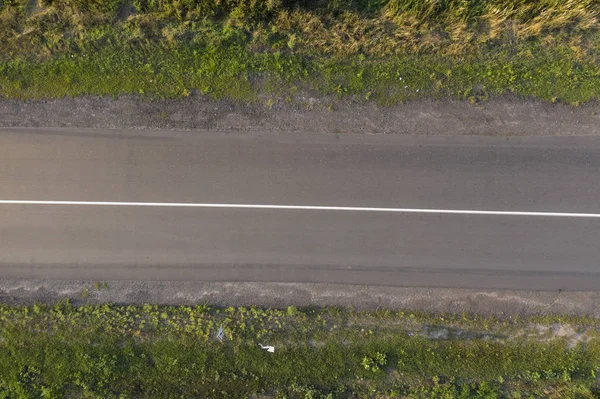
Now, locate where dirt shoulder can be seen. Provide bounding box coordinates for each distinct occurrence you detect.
[1,94,599,136]
[3,279,600,317]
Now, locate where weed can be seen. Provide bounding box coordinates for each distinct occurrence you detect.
[93,281,109,290]
[361,351,387,372]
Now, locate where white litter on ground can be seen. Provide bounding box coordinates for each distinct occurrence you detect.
[259,344,275,353]
[216,324,224,342]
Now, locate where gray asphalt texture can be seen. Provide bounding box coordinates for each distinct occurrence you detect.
[1,128,600,290]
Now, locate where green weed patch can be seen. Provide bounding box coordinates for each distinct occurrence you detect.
[0,301,600,398]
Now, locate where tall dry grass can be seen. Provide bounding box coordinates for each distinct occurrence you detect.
[0,0,599,59]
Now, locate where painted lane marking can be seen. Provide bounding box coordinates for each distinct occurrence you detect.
[0,200,600,218]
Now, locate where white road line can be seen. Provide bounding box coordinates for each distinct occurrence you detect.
[0,200,599,218]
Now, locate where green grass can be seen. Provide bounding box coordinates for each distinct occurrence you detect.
[0,0,599,105]
[1,301,600,398]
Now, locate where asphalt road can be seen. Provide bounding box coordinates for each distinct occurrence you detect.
[1,128,600,290]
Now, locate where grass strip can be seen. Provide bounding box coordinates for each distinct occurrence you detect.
[2,42,599,105]
[0,0,599,105]
[0,301,600,398]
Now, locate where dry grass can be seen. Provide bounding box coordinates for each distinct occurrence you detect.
[1,0,599,60]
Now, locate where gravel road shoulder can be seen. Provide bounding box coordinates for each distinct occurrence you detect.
[1,93,599,136]
[2,279,600,317]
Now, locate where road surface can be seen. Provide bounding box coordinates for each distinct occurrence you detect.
[1,128,600,290]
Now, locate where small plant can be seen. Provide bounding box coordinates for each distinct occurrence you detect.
[361,351,387,372]
[93,281,109,290]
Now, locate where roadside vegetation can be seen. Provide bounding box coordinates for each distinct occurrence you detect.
[1,300,600,398]
[0,0,599,104]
